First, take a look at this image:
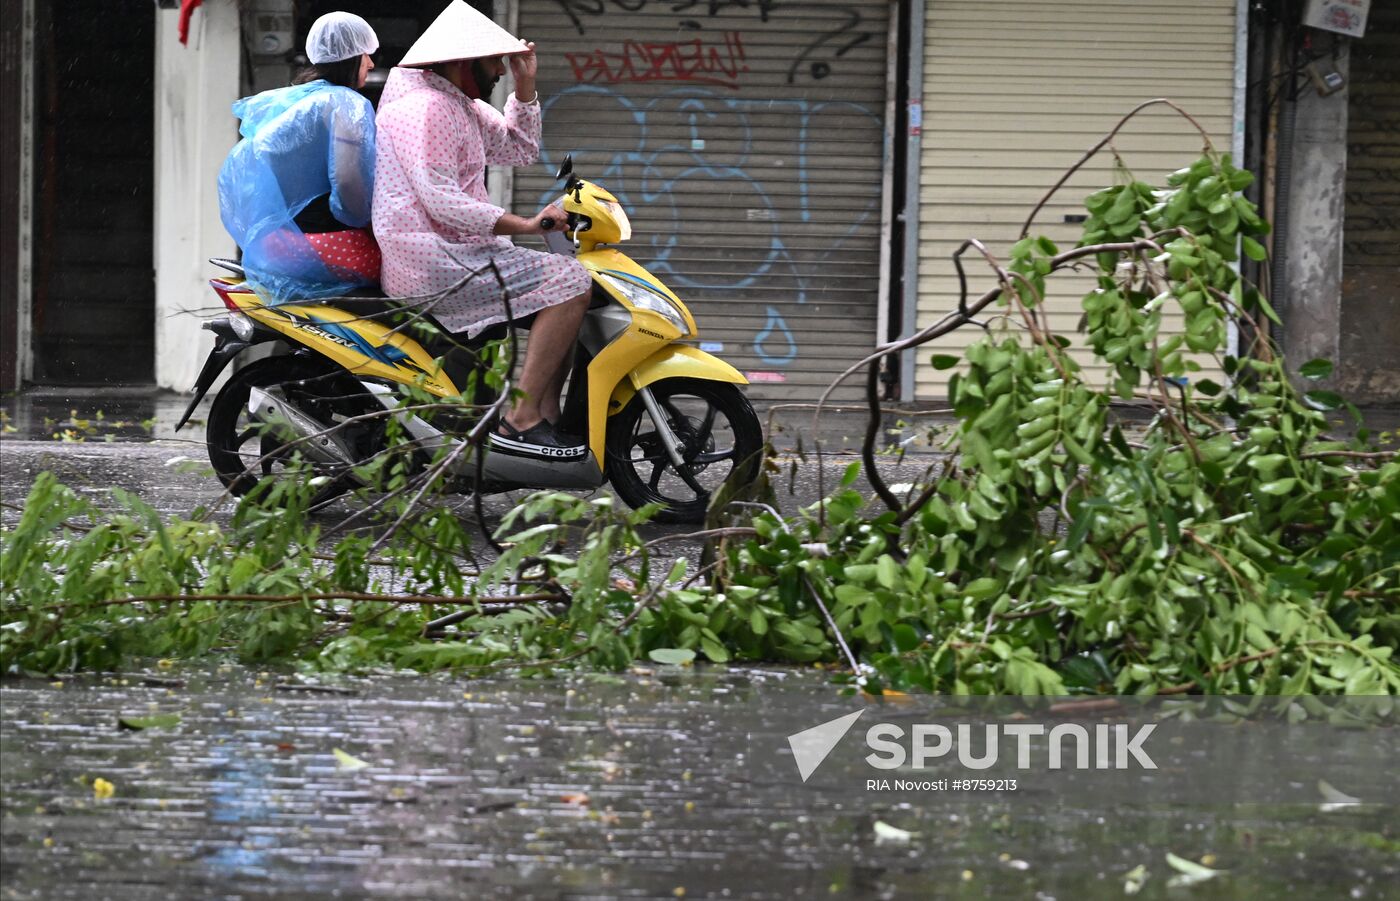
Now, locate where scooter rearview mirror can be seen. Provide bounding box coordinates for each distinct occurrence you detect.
[555,155,573,182]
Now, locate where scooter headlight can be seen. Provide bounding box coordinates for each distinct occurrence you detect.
[598,273,689,336]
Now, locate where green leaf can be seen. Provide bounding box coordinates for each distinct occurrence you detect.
[930,354,960,370]
[749,607,768,636]
[841,461,861,486]
[1104,187,1137,225]
[1241,235,1267,261]
[700,637,731,663]
[834,583,872,604]
[1124,864,1149,895]
[1065,510,1094,550]
[117,714,181,731]
[647,648,696,666]
[1227,169,1255,190]
[891,623,920,653]
[1299,359,1334,380]
[1304,390,1344,411]
[964,577,1000,600]
[843,564,878,583]
[1258,478,1298,496]
[1317,779,1362,809]
[1247,454,1288,474]
[873,821,917,844]
[1165,852,1225,887]
[876,554,899,589]
[1251,290,1283,325]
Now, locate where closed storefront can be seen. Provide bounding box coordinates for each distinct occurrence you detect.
[32,0,157,384]
[1340,1,1399,402]
[914,0,1240,400]
[515,0,893,405]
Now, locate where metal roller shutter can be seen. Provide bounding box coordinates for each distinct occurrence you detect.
[1340,2,1400,402]
[515,0,892,405]
[915,0,1238,400]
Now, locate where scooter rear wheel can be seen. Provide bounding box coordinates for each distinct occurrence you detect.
[206,355,374,507]
[605,378,763,524]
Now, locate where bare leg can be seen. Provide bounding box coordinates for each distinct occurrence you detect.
[503,292,589,432]
[538,344,576,424]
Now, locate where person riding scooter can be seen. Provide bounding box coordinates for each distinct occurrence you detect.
[372,0,589,459]
[218,11,380,303]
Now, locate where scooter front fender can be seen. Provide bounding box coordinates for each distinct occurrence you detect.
[609,345,749,416]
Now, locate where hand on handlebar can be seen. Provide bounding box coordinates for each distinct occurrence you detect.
[532,204,568,234]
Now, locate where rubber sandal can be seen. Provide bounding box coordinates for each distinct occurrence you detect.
[489,419,587,460]
[543,417,584,446]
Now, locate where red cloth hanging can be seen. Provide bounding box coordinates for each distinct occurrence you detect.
[178,0,203,46]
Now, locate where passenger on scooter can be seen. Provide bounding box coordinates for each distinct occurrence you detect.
[372,0,590,458]
[217,12,380,303]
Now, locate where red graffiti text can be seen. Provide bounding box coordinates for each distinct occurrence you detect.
[566,31,749,90]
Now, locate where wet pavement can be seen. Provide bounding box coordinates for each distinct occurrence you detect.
[0,386,951,554]
[2,669,1396,899]
[0,386,947,454]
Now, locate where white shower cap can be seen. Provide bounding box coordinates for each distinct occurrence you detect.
[306,12,379,65]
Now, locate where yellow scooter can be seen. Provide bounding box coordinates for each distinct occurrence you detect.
[177,156,763,524]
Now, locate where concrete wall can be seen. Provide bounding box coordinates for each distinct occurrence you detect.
[1278,55,1349,385]
[153,1,241,391]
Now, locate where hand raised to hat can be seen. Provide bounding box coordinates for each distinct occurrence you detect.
[510,41,538,103]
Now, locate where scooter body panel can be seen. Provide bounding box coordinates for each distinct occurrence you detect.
[476,448,607,490]
[221,282,461,397]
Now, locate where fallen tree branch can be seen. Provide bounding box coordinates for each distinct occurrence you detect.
[54,591,565,610]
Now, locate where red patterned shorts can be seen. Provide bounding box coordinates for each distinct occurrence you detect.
[305,229,381,283]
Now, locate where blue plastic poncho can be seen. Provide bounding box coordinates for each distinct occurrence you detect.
[217,81,377,303]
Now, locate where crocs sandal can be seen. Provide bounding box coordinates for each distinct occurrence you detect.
[544,418,584,447]
[489,419,587,460]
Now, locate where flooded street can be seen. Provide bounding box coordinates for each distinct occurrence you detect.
[3,667,1396,899]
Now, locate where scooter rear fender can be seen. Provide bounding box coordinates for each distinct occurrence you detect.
[173,316,275,432]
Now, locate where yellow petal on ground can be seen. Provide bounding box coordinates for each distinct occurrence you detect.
[332,748,370,771]
[92,778,115,800]
[860,689,915,705]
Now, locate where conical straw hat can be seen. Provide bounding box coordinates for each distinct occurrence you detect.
[399,0,528,67]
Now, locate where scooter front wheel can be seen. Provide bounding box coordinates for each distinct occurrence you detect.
[605,378,763,524]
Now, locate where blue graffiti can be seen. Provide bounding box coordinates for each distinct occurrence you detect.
[535,84,881,366]
[754,305,796,364]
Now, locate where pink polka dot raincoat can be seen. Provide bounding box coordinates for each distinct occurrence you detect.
[371,67,590,336]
